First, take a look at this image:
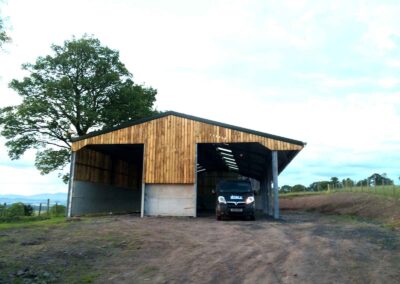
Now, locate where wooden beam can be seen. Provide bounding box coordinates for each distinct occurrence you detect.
[194,144,198,218]
[141,144,146,218]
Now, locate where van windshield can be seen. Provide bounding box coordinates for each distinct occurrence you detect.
[217,181,252,193]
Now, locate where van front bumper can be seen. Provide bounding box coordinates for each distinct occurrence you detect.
[216,202,255,218]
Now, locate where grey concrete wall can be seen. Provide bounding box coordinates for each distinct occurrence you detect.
[144,184,196,217]
[71,181,141,216]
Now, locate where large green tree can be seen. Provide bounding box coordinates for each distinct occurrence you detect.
[0,2,10,48]
[330,176,339,188]
[0,36,157,182]
[0,18,8,48]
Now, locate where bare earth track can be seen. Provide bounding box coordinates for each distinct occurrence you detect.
[1,208,399,283]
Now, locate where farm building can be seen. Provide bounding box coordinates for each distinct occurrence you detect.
[67,111,305,219]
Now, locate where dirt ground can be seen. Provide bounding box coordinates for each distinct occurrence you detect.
[1,210,399,284]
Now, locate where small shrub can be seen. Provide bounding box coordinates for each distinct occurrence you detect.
[4,203,34,217]
[50,205,66,217]
[0,204,6,216]
[23,204,34,216]
[6,203,25,217]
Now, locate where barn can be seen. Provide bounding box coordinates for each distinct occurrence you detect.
[67,111,305,219]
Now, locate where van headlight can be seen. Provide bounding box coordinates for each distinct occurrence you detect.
[245,196,255,204]
[218,196,226,204]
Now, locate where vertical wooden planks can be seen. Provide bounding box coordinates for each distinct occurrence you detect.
[72,114,303,184]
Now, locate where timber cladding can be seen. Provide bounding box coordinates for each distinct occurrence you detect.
[75,148,142,189]
[72,114,304,184]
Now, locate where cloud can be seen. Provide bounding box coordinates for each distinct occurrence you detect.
[294,72,400,91]
[377,78,399,89]
[386,59,400,68]
[356,2,400,55]
[295,73,368,88]
[1,0,400,195]
[0,138,67,195]
[0,164,66,195]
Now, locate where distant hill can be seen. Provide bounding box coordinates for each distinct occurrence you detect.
[0,193,68,206]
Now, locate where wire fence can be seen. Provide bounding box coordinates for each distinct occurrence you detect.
[0,199,66,218]
[280,185,400,200]
[330,185,400,200]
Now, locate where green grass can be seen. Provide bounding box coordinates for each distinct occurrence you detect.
[79,272,101,283]
[323,213,369,224]
[0,215,51,223]
[280,191,330,198]
[0,216,66,230]
[338,185,400,199]
[382,220,400,230]
[280,185,400,200]
[140,265,159,276]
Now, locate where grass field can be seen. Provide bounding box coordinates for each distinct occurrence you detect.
[338,185,400,199]
[280,191,400,229]
[280,185,400,199]
[0,216,66,230]
[280,191,331,198]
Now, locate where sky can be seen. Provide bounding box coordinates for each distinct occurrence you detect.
[0,0,399,195]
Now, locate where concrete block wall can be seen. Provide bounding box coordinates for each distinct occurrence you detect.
[71,181,141,216]
[144,184,196,217]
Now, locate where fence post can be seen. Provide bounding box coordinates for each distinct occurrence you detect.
[3,203,6,217]
[39,203,42,216]
[47,199,50,216]
[55,202,58,216]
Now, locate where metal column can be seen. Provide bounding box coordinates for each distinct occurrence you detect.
[267,172,273,216]
[272,151,279,219]
[261,177,267,215]
[67,152,77,218]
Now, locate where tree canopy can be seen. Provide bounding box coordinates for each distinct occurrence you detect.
[356,173,394,187]
[281,173,395,193]
[0,36,157,182]
[0,4,10,49]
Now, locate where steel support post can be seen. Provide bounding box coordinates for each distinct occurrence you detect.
[268,172,273,216]
[260,177,267,215]
[272,151,279,219]
[67,152,77,218]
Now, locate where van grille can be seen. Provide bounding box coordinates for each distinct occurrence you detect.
[226,201,245,208]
